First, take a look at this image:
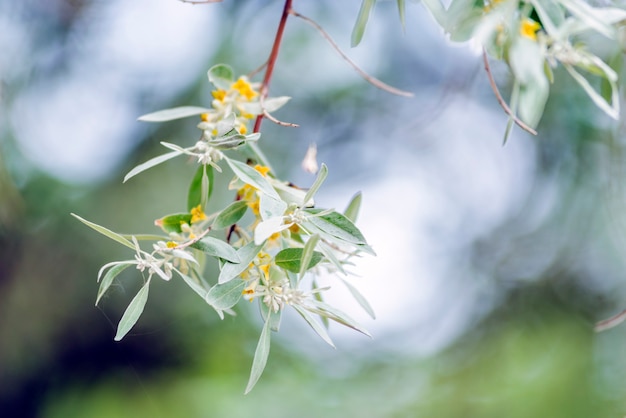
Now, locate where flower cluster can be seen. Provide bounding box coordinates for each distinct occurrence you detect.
[73,64,373,394]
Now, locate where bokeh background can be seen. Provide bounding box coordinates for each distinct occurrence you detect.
[2,0,626,416]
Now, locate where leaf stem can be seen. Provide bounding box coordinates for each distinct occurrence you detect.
[253,0,293,133]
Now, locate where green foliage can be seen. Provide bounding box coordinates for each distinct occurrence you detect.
[76,65,375,388]
[74,0,626,396]
[274,248,324,273]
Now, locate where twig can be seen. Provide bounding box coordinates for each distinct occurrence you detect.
[248,59,269,79]
[595,308,626,332]
[482,49,537,136]
[253,0,293,133]
[172,227,211,250]
[260,94,299,127]
[290,9,414,98]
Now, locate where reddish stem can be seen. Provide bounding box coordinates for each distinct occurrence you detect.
[253,0,293,133]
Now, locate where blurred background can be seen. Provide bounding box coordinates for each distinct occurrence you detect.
[2,0,626,416]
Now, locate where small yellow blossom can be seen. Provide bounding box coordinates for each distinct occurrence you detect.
[200,113,210,122]
[190,205,207,224]
[254,165,270,177]
[166,241,178,249]
[238,123,248,135]
[212,89,227,102]
[259,263,271,279]
[520,18,541,41]
[242,112,255,120]
[232,77,258,100]
[247,199,260,216]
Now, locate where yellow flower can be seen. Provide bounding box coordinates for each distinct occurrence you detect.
[520,18,541,41]
[247,199,260,217]
[200,113,210,122]
[254,165,270,177]
[238,123,248,135]
[190,204,207,224]
[212,89,227,102]
[232,77,258,100]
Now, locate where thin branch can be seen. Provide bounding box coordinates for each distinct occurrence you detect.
[260,94,299,128]
[482,49,538,136]
[595,308,626,332]
[253,0,293,133]
[172,227,211,250]
[248,59,269,79]
[290,9,414,98]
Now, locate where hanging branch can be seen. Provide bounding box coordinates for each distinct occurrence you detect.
[482,49,537,136]
[290,9,414,98]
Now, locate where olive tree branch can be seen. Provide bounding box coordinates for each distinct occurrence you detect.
[289,9,414,98]
[482,49,537,136]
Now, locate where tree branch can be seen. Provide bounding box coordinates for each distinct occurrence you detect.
[482,49,537,136]
[253,0,293,133]
[290,9,414,98]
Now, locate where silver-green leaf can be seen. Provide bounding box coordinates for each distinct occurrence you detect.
[114,279,151,341]
[138,106,211,122]
[245,316,272,394]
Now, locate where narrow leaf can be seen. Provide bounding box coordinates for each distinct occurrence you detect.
[351,0,376,47]
[317,241,347,275]
[302,163,327,208]
[188,164,214,211]
[190,237,240,263]
[565,63,619,120]
[96,263,132,306]
[397,0,406,29]
[218,242,264,284]
[206,279,246,311]
[339,277,376,319]
[259,301,282,332]
[343,192,362,223]
[245,316,272,394]
[114,279,151,341]
[213,200,249,229]
[138,106,211,122]
[292,305,335,348]
[225,158,281,201]
[177,272,209,299]
[123,150,182,183]
[307,300,371,337]
[299,234,321,278]
[72,213,135,250]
